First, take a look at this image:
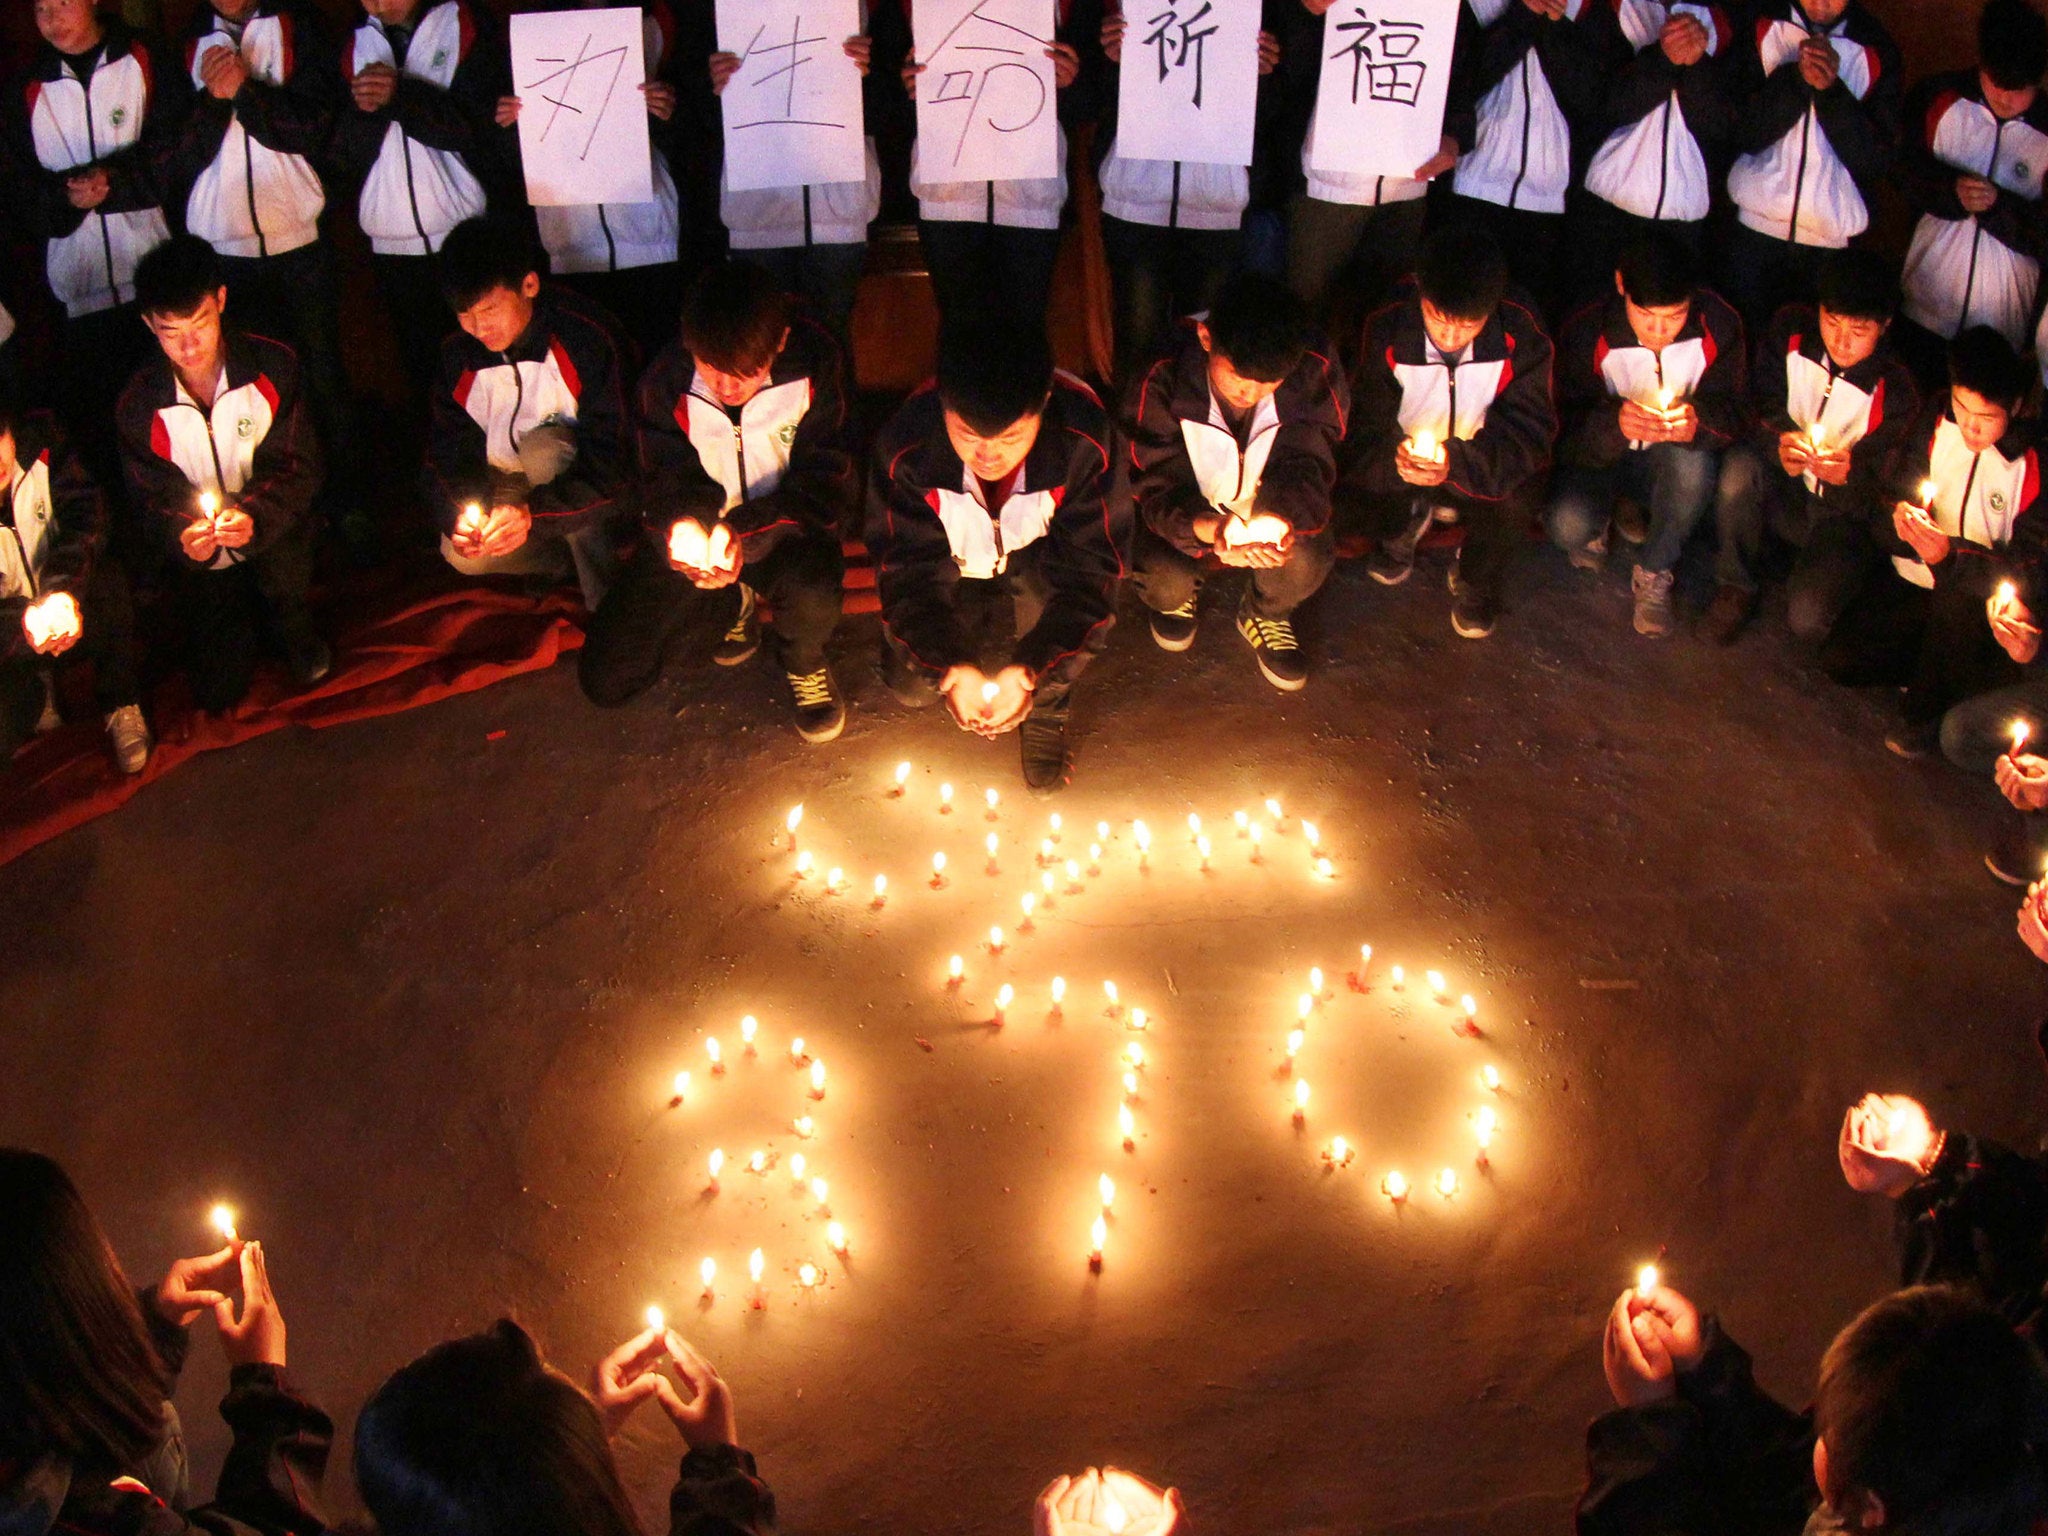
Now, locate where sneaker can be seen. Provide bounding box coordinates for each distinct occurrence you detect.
[1235,597,1308,691]
[1567,525,1608,572]
[786,666,846,743]
[1986,820,2047,886]
[1885,716,1940,759]
[1631,565,1677,638]
[1368,503,1433,586]
[103,704,152,776]
[1613,497,1649,546]
[715,585,760,666]
[1448,562,1496,639]
[1148,593,1199,652]
[880,646,938,708]
[1020,707,1070,795]
[1700,584,1755,646]
[284,630,333,688]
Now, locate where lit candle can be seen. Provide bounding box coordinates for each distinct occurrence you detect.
[985,787,1000,817]
[1314,856,1334,879]
[931,851,948,888]
[1297,994,1314,1022]
[1089,1213,1107,1272]
[749,1248,765,1284]
[1383,1170,1408,1202]
[1475,1106,1497,1161]
[1325,1135,1352,1167]
[1049,812,1063,839]
[1301,821,1320,850]
[1064,858,1081,887]
[1293,1079,1310,1123]
[1481,1064,1502,1092]
[672,1070,691,1102]
[1096,820,1111,842]
[707,1038,724,1073]
[1636,1263,1660,1300]
[809,1060,826,1099]
[747,1150,767,1174]
[1426,970,1447,998]
[794,850,815,878]
[1133,821,1151,861]
[825,866,844,893]
[1309,966,1325,996]
[948,954,965,984]
[986,832,1000,870]
[994,983,1014,1023]
[1122,1071,1139,1097]
[798,1262,820,1288]
[790,1036,807,1064]
[1051,976,1067,1010]
[1197,835,1212,871]
[828,1220,848,1255]
[457,499,482,538]
[940,783,954,813]
[1391,965,1405,990]
[1436,1168,1459,1198]
[1808,420,1827,453]
[793,1115,815,1138]
[1234,810,1249,833]
[700,1257,717,1296]
[2014,720,2032,758]
[1020,892,1036,926]
[1103,1495,1128,1535]
[1264,797,1283,822]
[1128,1007,1148,1031]
[1088,843,1102,874]
[210,1204,239,1244]
[894,761,911,794]
[981,681,999,705]
[1039,837,1055,865]
[1285,1027,1304,1063]
[1409,429,1440,463]
[1099,1173,1115,1209]
[1360,943,1372,972]
[1187,813,1202,841]
[1103,980,1121,1013]
[791,1153,806,1182]
[810,1176,829,1207]
[1918,478,1938,511]
[786,805,804,849]
[1119,1104,1136,1148]
[1124,1042,1146,1070]
[872,874,888,905]
[1461,994,1477,1023]
[740,1015,758,1048]
[645,1305,665,1333]
[989,925,1005,953]
[1040,870,1055,898]
[1998,579,2018,611]
[1248,823,1263,861]
[1654,385,1675,414]
[707,1148,725,1188]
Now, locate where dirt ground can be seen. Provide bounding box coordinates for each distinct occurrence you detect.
[3,546,2044,1536]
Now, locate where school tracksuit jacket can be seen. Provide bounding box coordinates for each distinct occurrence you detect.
[1885,407,2044,591]
[1124,321,1349,555]
[866,375,1132,686]
[115,331,322,571]
[636,318,856,563]
[5,22,188,317]
[1350,283,1559,505]
[1451,0,1609,217]
[0,413,104,666]
[331,0,505,257]
[1581,0,1739,226]
[1555,289,1747,470]
[427,285,631,540]
[1725,0,1901,249]
[1749,302,1919,513]
[1900,68,2048,347]
[169,1,340,263]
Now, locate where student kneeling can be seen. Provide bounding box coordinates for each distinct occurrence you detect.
[429,219,632,611]
[117,237,330,713]
[1547,235,1745,637]
[867,323,1132,795]
[578,263,853,743]
[1125,273,1347,693]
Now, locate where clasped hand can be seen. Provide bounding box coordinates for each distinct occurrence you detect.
[1601,1284,1705,1407]
[941,664,1034,735]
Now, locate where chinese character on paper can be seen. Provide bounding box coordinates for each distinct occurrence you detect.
[1143,0,1221,108]
[1330,10,1427,106]
[732,15,845,128]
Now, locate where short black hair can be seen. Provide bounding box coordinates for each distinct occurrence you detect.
[1416,223,1509,323]
[1617,234,1699,310]
[1950,325,2031,409]
[436,218,541,311]
[1981,0,2048,91]
[936,320,1053,438]
[1816,1287,2048,1534]
[681,261,795,376]
[133,235,224,320]
[1203,271,1313,384]
[1815,248,1900,323]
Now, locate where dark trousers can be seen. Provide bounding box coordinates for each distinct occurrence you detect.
[59,303,155,542]
[1719,222,1830,336]
[0,567,142,754]
[168,517,320,712]
[555,263,682,375]
[1099,216,1240,383]
[1714,442,1878,639]
[1822,562,2021,726]
[1358,479,1540,601]
[1446,195,1564,323]
[220,242,352,495]
[1286,194,1427,342]
[881,540,1103,710]
[579,527,845,706]
[918,220,1063,332]
[372,254,457,405]
[1564,193,1706,314]
[747,242,867,345]
[1130,526,1335,620]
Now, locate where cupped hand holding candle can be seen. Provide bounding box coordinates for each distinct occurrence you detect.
[1602,1282,1704,1408]
[1989,580,2043,665]
[1215,511,1292,555]
[1034,1467,1183,1536]
[1838,1093,1943,1195]
[667,518,740,586]
[1894,485,1951,565]
[1395,428,1450,487]
[1995,736,2048,811]
[940,664,1035,736]
[21,591,81,655]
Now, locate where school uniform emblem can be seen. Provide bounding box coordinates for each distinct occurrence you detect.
[1991,490,2009,513]
[110,107,127,128]
[237,418,255,439]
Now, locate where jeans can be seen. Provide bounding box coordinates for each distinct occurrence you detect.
[881,540,1103,704]
[1286,194,1426,321]
[1718,221,1829,335]
[1099,217,1240,383]
[441,522,624,611]
[1355,479,1540,600]
[1129,526,1335,620]
[748,242,868,347]
[1823,564,2023,727]
[917,220,1063,332]
[1713,442,1878,638]
[219,242,351,483]
[1942,678,2048,775]
[1547,445,1720,574]
[578,527,845,705]
[169,517,320,712]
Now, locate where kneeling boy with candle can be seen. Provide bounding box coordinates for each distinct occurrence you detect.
[867,321,1131,794]
[1821,325,2043,760]
[0,390,151,773]
[117,236,329,711]
[429,218,633,611]
[1348,224,1557,639]
[578,261,853,742]
[1547,234,1746,637]
[1123,272,1347,692]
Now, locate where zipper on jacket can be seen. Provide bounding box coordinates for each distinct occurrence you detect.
[733,416,748,498]
[1959,448,1982,546]
[502,352,528,454]
[1958,118,2006,327]
[1809,354,1838,498]
[1507,52,1533,210]
[804,185,815,245]
[77,61,119,300]
[5,473,33,599]
[597,204,617,271]
[244,121,269,258]
[985,180,995,224]
[1169,162,1181,228]
[1651,92,1674,220]
[399,131,429,248]
[1785,105,1812,245]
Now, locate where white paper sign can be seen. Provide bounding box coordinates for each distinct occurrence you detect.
[716,0,868,192]
[1305,0,1457,181]
[1115,0,1260,167]
[511,8,654,206]
[915,0,1059,183]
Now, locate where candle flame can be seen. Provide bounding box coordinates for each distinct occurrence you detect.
[986,787,999,809]
[1391,965,1405,987]
[874,874,887,898]
[809,1060,826,1094]
[200,490,220,517]
[1384,1170,1408,1200]
[749,1248,765,1284]
[1476,1107,1498,1147]
[706,1038,722,1063]
[987,833,999,857]
[1041,870,1056,895]
[644,1305,665,1333]
[1123,1071,1139,1096]
[1314,856,1334,878]
[700,1257,717,1289]
[798,1262,819,1287]
[1104,980,1120,1006]
[1099,1173,1115,1208]
[790,1037,806,1063]
[895,761,911,786]
[1298,994,1313,1020]
[1294,1079,1311,1111]
[794,1115,815,1137]
[1265,798,1283,820]
[1124,1042,1145,1069]
[1309,966,1324,994]
[1461,994,1477,1018]
[1411,430,1439,462]
[1197,835,1212,861]
[940,783,954,805]
[1049,813,1062,833]
[980,681,999,704]
[1426,970,1446,996]
[747,1150,766,1173]
[673,1071,690,1098]
[989,926,1004,951]
[1103,1497,1128,1535]
[1090,1213,1108,1257]
[1330,1135,1350,1163]
[1436,1168,1459,1197]
[996,984,1014,1010]
[2014,721,2032,755]
[1286,1028,1304,1057]
[791,1153,806,1180]
[810,1177,828,1204]
[1636,1264,1660,1298]
[949,955,964,980]
[1481,1064,1502,1092]
[825,867,843,891]
[708,1149,724,1180]
[786,805,804,834]
[1129,1007,1148,1030]
[1064,858,1081,881]
[1234,810,1249,830]
[795,851,814,875]
[209,1204,238,1243]
[1021,893,1035,918]
[1040,837,1055,860]
[1119,1104,1136,1139]
[740,1015,758,1043]
[1999,580,2018,607]
[1133,821,1151,850]
[828,1220,847,1253]
[1051,976,1067,1004]
[1919,478,1939,505]
[932,851,947,876]
[1301,821,1320,848]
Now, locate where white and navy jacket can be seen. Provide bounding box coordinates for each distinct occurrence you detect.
[168,1,339,262]
[1886,407,2043,590]
[1899,70,2048,347]
[1451,0,1608,215]
[116,331,321,569]
[523,3,682,275]
[1124,319,1348,554]
[428,286,631,539]
[1556,288,1746,467]
[332,0,504,256]
[1351,281,1558,503]
[866,374,1131,685]
[1582,0,1737,224]
[5,22,186,317]
[0,413,105,663]
[1750,302,1918,511]
[637,318,855,562]
[1725,0,1900,249]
